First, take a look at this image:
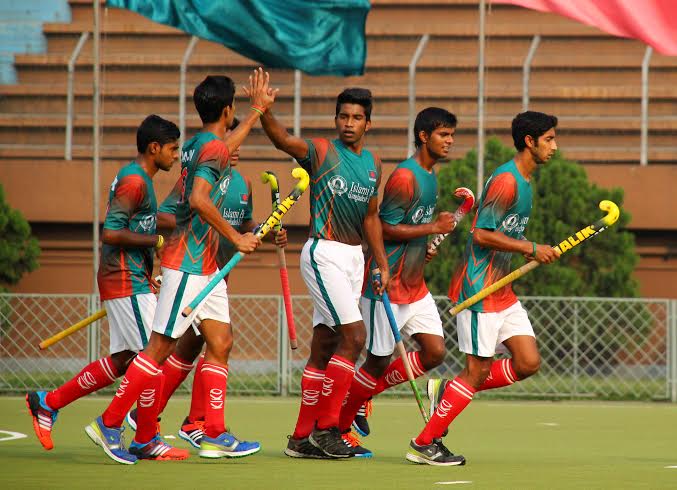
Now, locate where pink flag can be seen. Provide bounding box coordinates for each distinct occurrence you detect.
[493,0,677,55]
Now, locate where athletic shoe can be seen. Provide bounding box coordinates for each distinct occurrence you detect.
[125,408,161,435]
[341,430,373,458]
[129,435,190,461]
[352,398,372,437]
[427,379,449,437]
[178,417,205,449]
[284,435,334,459]
[405,438,466,466]
[199,431,261,459]
[25,391,58,450]
[309,426,354,458]
[84,416,137,465]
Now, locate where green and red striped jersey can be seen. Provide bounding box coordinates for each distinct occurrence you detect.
[97,161,157,300]
[449,160,533,312]
[363,158,437,304]
[161,131,231,275]
[299,138,381,245]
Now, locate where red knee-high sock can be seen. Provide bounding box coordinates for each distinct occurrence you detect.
[292,366,325,439]
[338,368,377,432]
[188,355,206,422]
[157,353,194,415]
[201,363,228,438]
[316,355,356,430]
[134,372,164,444]
[102,353,160,428]
[477,358,517,391]
[415,377,475,446]
[45,356,119,410]
[372,351,426,396]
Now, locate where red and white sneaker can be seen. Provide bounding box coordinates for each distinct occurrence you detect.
[129,435,190,461]
[178,417,205,449]
[26,391,58,450]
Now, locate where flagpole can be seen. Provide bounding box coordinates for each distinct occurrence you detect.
[477,0,486,197]
[92,0,101,294]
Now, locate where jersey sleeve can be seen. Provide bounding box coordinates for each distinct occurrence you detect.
[475,173,518,230]
[379,168,416,226]
[297,138,329,175]
[103,174,146,231]
[194,139,230,186]
[158,175,182,215]
[243,176,253,222]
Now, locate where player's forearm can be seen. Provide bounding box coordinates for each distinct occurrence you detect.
[382,221,436,241]
[101,228,159,248]
[189,193,240,244]
[364,214,389,271]
[156,212,176,231]
[223,110,261,154]
[260,110,307,160]
[473,228,531,255]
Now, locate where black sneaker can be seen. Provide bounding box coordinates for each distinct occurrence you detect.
[309,426,354,458]
[341,430,373,458]
[406,438,466,466]
[427,379,449,437]
[284,435,335,459]
[351,399,372,437]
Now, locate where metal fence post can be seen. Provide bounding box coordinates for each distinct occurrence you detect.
[407,34,429,156]
[179,36,199,149]
[65,31,89,160]
[671,300,677,402]
[87,294,100,364]
[279,296,289,396]
[522,35,541,112]
[640,46,653,166]
[573,301,579,397]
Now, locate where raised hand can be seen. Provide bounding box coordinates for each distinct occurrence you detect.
[243,67,279,112]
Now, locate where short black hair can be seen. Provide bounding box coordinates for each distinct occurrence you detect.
[512,111,558,151]
[193,75,236,124]
[414,107,457,148]
[136,114,180,153]
[229,117,240,131]
[335,88,373,121]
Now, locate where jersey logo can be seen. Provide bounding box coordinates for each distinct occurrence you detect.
[240,193,249,204]
[328,175,348,196]
[219,176,231,195]
[412,206,425,224]
[110,176,118,192]
[182,148,195,163]
[501,213,529,235]
[368,169,377,182]
[139,214,156,232]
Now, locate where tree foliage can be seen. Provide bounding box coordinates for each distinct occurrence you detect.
[426,137,639,298]
[0,184,40,287]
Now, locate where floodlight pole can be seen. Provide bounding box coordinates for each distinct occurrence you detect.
[477,0,486,197]
[92,0,100,294]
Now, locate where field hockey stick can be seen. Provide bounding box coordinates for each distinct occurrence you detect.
[38,274,165,350]
[372,268,429,424]
[449,200,621,316]
[180,167,310,327]
[261,170,298,350]
[427,187,475,253]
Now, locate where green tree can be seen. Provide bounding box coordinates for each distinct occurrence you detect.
[426,137,639,298]
[0,184,40,287]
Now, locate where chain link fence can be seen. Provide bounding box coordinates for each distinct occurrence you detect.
[1,293,675,401]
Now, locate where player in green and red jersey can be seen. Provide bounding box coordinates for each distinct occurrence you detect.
[337,108,463,458]
[261,88,390,459]
[86,69,277,465]
[125,117,287,449]
[26,115,179,453]
[408,111,561,466]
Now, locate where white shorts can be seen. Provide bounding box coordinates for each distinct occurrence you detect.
[300,238,364,328]
[104,293,156,354]
[152,266,230,339]
[456,300,535,357]
[361,293,443,356]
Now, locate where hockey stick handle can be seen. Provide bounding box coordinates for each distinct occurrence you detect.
[39,308,107,350]
[372,268,429,424]
[449,200,620,317]
[427,187,475,253]
[182,168,310,318]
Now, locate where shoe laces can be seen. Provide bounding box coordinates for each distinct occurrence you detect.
[434,439,453,457]
[342,431,361,448]
[194,420,205,432]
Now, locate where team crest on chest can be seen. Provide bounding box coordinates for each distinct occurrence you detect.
[219,176,231,194]
[328,175,348,196]
[368,169,377,182]
[139,214,156,232]
[240,193,249,204]
[412,206,425,223]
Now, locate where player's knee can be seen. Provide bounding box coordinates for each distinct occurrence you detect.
[111,350,136,375]
[419,342,446,370]
[208,333,233,361]
[513,355,540,380]
[465,363,492,389]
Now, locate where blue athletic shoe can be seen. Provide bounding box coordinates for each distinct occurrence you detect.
[26,391,59,450]
[199,431,261,459]
[85,416,137,465]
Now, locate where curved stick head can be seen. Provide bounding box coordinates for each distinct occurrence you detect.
[291,167,310,191]
[599,200,620,227]
[454,186,475,213]
[260,170,279,190]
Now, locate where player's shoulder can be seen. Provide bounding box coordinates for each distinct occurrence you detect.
[116,162,147,186]
[489,162,519,186]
